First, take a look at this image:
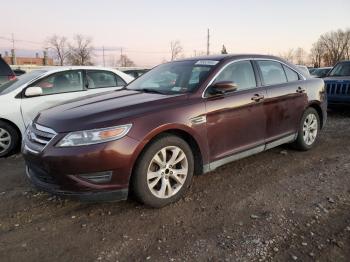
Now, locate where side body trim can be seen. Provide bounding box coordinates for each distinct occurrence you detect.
[265,134,296,150]
[204,133,297,173]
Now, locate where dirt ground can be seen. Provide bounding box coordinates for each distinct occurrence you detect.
[0,109,349,262]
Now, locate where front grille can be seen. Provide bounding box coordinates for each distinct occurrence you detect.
[326,81,350,96]
[24,123,57,154]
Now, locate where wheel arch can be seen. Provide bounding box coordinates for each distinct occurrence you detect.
[307,101,324,129]
[0,118,22,139]
[0,118,22,152]
[130,126,205,185]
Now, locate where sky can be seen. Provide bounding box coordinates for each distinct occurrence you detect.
[0,0,349,67]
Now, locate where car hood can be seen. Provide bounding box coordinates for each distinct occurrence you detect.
[324,76,350,82]
[36,90,186,133]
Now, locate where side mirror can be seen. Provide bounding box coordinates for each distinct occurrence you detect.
[208,81,238,96]
[25,87,43,97]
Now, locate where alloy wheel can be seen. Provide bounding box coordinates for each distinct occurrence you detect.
[147,146,188,199]
[303,113,318,146]
[0,128,11,154]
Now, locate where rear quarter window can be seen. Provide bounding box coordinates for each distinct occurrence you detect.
[283,65,300,82]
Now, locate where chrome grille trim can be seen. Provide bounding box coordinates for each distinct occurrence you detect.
[24,123,57,153]
[35,123,57,135]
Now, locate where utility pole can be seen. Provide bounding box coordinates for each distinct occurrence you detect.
[11,33,15,49]
[11,33,16,65]
[102,46,105,67]
[120,48,123,67]
[206,28,210,55]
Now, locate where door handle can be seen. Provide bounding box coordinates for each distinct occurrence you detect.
[251,94,264,102]
[296,86,306,93]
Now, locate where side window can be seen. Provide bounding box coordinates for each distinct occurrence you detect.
[214,61,256,90]
[34,70,83,95]
[115,74,127,86]
[86,71,125,89]
[257,61,287,85]
[283,65,299,82]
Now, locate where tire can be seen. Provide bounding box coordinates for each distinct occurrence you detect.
[132,135,194,208]
[292,108,320,151]
[0,121,20,158]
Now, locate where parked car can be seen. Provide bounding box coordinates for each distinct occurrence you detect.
[0,56,16,86]
[324,61,350,106]
[0,66,133,157]
[308,67,316,74]
[13,68,26,76]
[22,55,327,208]
[123,69,150,78]
[296,65,311,77]
[311,67,332,78]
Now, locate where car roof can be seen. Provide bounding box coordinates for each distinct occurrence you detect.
[36,66,123,73]
[175,54,289,63]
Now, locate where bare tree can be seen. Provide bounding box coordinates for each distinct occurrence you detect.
[310,41,324,68]
[170,41,183,61]
[280,49,295,63]
[318,29,350,66]
[118,54,135,67]
[47,35,69,66]
[294,47,307,65]
[67,34,94,65]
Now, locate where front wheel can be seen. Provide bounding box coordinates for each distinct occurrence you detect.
[132,135,194,208]
[293,108,320,151]
[0,121,20,157]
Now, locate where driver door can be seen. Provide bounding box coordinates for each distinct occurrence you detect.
[205,60,267,166]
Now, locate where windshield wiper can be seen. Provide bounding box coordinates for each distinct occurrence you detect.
[136,88,165,94]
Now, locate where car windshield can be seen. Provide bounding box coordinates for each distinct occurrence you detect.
[313,68,330,77]
[0,70,46,95]
[328,62,350,77]
[126,60,218,94]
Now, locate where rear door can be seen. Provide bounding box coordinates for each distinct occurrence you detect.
[205,60,267,165]
[255,60,307,142]
[20,70,86,127]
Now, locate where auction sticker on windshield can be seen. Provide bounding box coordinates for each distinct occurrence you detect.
[195,60,219,66]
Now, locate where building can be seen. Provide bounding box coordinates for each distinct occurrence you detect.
[2,49,54,66]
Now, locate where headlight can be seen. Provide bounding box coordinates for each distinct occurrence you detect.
[56,124,132,147]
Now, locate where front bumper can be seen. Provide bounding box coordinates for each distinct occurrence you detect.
[26,166,128,202]
[22,134,141,202]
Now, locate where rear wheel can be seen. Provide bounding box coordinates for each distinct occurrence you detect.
[132,135,194,208]
[0,121,20,157]
[293,108,320,151]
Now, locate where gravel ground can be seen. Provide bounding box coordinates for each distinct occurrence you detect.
[0,109,349,262]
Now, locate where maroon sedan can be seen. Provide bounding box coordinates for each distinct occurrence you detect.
[22,55,327,207]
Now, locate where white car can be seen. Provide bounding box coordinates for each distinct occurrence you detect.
[296,65,311,77]
[0,66,134,157]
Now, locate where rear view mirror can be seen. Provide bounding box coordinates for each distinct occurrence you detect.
[208,81,238,96]
[25,87,43,97]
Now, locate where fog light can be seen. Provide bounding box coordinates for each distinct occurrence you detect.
[79,171,113,184]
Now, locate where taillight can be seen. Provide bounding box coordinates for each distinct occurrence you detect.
[8,75,16,81]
